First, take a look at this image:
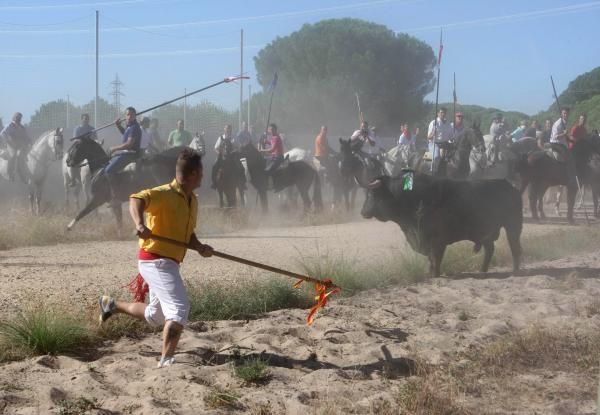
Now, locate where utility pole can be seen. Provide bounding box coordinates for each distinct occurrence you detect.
[66,94,70,131]
[95,10,99,126]
[110,73,125,118]
[248,84,251,126]
[239,28,244,131]
[184,88,187,126]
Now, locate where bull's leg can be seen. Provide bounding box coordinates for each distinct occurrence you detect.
[506,229,522,273]
[481,241,495,272]
[429,244,446,278]
[538,186,549,220]
[259,190,268,213]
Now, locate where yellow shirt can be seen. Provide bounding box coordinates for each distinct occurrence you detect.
[130,179,198,262]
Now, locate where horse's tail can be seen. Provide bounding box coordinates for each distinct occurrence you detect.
[312,170,323,212]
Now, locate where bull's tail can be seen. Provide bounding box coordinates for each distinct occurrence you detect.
[313,170,323,212]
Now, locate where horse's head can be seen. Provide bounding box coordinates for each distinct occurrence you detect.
[338,138,357,175]
[66,136,106,168]
[51,127,64,161]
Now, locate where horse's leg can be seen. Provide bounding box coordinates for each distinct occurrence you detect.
[577,185,585,209]
[67,196,105,230]
[298,184,311,213]
[218,190,224,208]
[554,186,563,216]
[538,185,549,220]
[567,185,576,225]
[35,183,43,216]
[259,190,268,213]
[529,183,540,221]
[112,203,123,237]
[593,185,599,218]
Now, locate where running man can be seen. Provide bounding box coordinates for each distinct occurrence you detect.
[99,148,214,368]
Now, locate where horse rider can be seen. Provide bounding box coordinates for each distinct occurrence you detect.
[260,123,285,177]
[140,117,152,155]
[550,107,577,187]
[570,114,588,150]
[350,121,379,168]
[398,123,416,152]
[1,112,31,182]
[314,125,336,171]
[105,106,142,200]
[190,131,206,156]
[147,118,164,153]
[73,113,97,141]
[234,121,253,151]
[524,120,539,140]
[168,119,192,148]
[427,107,453,171]
[211,124,246,191]
[451,112,466,142]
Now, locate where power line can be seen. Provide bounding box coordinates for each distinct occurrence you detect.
[397,1,600,33]
[0,0,416,35]
[0,13,92,27]
[0,0,146,11]
[0,44,263,59]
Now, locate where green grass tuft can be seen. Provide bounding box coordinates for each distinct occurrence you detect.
[187,279,312,321]
[231,356,270,384]
[0,307,93,358]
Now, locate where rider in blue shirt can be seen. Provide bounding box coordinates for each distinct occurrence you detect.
[73,113,97,141]
[104,106,141,200]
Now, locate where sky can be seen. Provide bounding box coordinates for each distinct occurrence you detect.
[0,0,599,123]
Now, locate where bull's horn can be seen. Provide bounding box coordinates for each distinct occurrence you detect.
[367,179,383,189]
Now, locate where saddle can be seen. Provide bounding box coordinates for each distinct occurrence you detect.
[543,143,567,163]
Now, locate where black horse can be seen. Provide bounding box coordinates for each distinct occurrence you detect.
[339,138,387,187]
[239,143,323,213]
[215,150,246,208]
[515,136,600,223]
[65,137,183,233]
[412,123,486,179]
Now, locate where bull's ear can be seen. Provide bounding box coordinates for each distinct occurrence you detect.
[367,179,383,189]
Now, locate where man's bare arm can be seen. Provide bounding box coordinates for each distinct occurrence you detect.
[129,197,151,238]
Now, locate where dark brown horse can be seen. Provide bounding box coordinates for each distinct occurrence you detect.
[516,137,600,223]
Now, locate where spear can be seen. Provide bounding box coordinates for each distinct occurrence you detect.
[262,72,278,149]
[431,28,443,173]
[70,75,249,141]
[126,232,341,325]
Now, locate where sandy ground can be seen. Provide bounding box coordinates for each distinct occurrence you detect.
[1,219,600,414]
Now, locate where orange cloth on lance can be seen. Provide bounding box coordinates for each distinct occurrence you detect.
[130,179,198,263]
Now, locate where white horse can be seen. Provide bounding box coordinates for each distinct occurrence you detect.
[381,144,415,177]
[62,153,92,212]
[0,128,64,214]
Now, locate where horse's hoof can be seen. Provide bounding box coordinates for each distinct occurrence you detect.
[67,219,76,231]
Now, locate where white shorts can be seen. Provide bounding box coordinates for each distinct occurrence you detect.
[138,258,190,326]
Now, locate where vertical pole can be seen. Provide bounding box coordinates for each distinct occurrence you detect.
[248,84,251,126]
[95,10,99,126]
[431,28,443,173]
[239,29,244,131]
[453,72,456,136]
[184,88,187,126]
[66,94,70,131]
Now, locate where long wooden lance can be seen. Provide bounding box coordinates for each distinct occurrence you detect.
[127,232,341,325]
[551,75,590,225]
[70,75,249,141]
[431,28,443,173]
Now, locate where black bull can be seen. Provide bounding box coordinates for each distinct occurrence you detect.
[361,174,522,277]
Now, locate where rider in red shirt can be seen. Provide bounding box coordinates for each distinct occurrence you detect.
[260,123,284,174]
[569,114,588,150]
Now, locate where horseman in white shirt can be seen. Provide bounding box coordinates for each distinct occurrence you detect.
[427,107,453,169]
